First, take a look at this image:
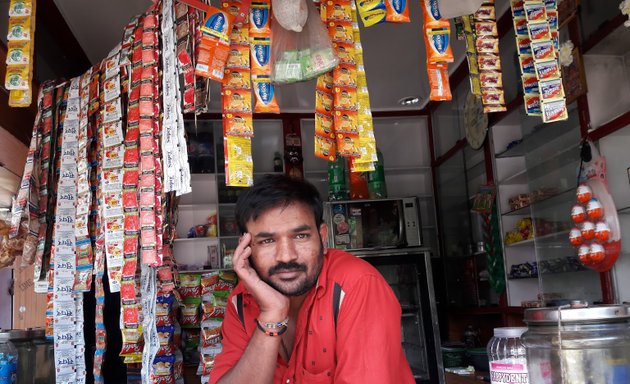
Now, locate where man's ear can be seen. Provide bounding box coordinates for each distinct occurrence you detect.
[319,223,329,249]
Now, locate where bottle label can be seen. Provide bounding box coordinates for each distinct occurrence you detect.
[490,360,529,384]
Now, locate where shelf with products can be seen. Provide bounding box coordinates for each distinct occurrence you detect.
[491,101,601,306]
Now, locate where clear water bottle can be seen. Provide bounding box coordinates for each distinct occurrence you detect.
[367,149,387,199]
[487,327,529,384]
[0,332,17,384]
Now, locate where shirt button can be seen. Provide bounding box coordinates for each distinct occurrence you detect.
[286,380,290,383]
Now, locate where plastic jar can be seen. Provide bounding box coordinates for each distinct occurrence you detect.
[0,332,18,384]
[487,327,529,384]
[522,304,630,384]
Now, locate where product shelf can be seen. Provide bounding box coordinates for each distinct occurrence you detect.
[495,107,579,159]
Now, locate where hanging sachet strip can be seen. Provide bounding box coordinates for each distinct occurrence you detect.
[102,46,125,294]
[75,68,94,292]
[32,82,56,288]
[53,76,81,384]
[328,0,361,159]
[139,7,161,267]
[162,0,192,197]
[45,83,70,336]
[119,17,144,367]
[9,87,43,239]
[174,2,196,113]
[90,62,108,384]
[348,4,376,173]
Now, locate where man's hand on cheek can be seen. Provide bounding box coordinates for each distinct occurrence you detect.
[233,233,289,321]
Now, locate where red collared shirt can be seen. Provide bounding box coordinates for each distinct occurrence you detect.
[209,248,415,384]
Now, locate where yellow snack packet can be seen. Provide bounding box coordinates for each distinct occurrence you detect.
[6,40,31,65]
[226,161,253,187]
[4,64,30,90]
[8,89,32,107]
[7,16,31,40]
[351,159,375,172]
[225,136,253,187]
[226,135,252,163]
[9,0,33,16]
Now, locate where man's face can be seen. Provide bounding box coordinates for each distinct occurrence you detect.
[246,202,328,297]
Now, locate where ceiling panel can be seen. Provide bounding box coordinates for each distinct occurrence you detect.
[53,0,152,63]
[48,0,506,112]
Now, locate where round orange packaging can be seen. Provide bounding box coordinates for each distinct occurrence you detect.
[578,244,591,264]
[569,227,583,247]
[571,204,586,224]
[589,243,606,263]
[576,184,593,204]
[581,221,596,240]
[586,198,604,220]
[594,221,611,242]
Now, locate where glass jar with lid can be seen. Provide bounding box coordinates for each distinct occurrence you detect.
[522,304,630,384]
[487,327,529,383]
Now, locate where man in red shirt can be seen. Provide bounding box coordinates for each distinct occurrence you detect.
[210,174,415,384]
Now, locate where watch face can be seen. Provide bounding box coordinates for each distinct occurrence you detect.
[464,92,488,150]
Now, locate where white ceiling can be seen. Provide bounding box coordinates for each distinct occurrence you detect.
[48,0,513,112]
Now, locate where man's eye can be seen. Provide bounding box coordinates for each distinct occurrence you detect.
[260,238,274,244]
[295,233,309,239]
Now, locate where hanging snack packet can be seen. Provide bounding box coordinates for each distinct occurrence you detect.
[356,0,386,27]
[7,15,31,40]
[421,0,449,29]
[524,93,542,116]
[252,75,280,113]
[424,28,454,64]
[195,7,235,81]
[314,136,336,161]
[224,136,254,187]
[250,1,271,34]
[427,63,452,101]
[223,113,254,137]
[6,40,30,65]
[541,98,568,123]
[385,0,410,23]
[335,132,360,157]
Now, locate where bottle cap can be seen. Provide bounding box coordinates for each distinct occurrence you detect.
[493,327,527,338]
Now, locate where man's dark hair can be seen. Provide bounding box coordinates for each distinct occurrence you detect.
[235,174,324,234]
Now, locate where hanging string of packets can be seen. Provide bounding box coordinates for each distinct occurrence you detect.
[422,0,454,101]
[314,0,377,171]
[511,0,567,123]
[461,1,507,113]
[4,0,36,107]
[9,2,194,383]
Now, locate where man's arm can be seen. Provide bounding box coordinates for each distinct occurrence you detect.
[215,322,282,384]
[333,274,415,384]
[213,233,289,384]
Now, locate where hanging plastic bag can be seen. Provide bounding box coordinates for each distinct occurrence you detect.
[271,0,338,84]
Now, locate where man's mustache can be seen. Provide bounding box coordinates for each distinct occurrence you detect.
[269,262,307,275]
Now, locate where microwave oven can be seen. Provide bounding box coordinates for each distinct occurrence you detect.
[323,197,422,251]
